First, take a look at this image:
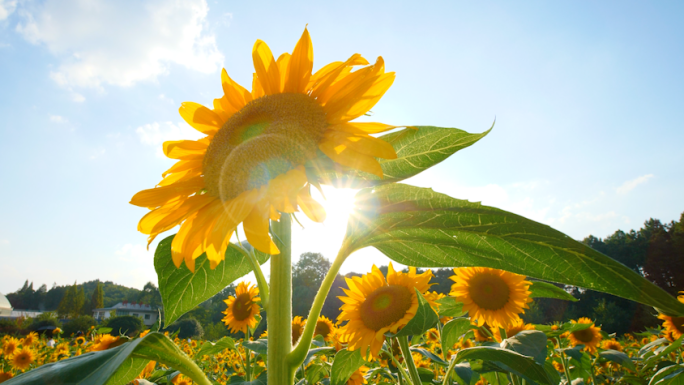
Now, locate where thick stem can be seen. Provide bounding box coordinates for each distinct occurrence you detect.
[268,215,295,385]
[397,336,422,385]
[288,240,351,366]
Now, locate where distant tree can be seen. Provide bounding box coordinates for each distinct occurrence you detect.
[83,281,104,315]
[57,284,75,318]
[76,286,86,315]
[63,315,97,336]
[166,318,204,339]
[106,315,144,337]
[292,253,332,317]
[138,282,162,310]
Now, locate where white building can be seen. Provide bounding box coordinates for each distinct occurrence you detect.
[93,301,159,326]
[0,294,12,317]
[0,293,43,319]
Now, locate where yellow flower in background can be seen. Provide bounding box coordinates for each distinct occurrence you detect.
[658,292,684,341]
[568,318,602,353]
[347,365,369,385]
[130,27,398,271]
[139,329,151,338]
[0,371,14,383]
[449,267,532,329]
[425,328,440,343]
[21,332,38,347]
[492,318,535,342]
[2,337,19,356]
[292,316,305,344]
[222,281,261,334]
[90,335,120,352]
[10,348,36,371]
[312,315,336,342]
[337,263,434,360]
[172,374,193,385]
[602,339,623,351]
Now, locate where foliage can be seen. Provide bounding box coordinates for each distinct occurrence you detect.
[27,312,61,332]
[62,315,97,337]
[165,318,204,339]
[105,315,144,337]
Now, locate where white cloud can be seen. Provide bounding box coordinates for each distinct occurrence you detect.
[136,121,203,157]
[616,174,654,195]
[0,0,17,21]
[159,93,175,104]
[49,114,67,123]
[16,0,223,88]
[113,243,157,289]
[0,239,9,245]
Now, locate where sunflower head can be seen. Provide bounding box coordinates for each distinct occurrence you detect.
[89,335,120,352]
[10,348,36,371]
[0,371,14,383]
[21,332,38,347]
[131,27,399,271]
[313,316,336,342]
[601,339,623,352]
[337,263,433,360]
[492,318,535,342]
[292,316,305,345]
[2,337,19,356]
[658,313,684,341]
[347,365,370,385]
[568,318,603,353]
[450,267,532,329]
[222,281,261,334]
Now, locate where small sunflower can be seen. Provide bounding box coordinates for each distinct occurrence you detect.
[347,366,370,385]
[0,371,14,383]
[90,335,120,352]
[2,337,19,356]
[10,348,36,371]
[337,263,434,360]
[173,374,193,385]
[292,316,305,344]
[312,315,336,341]
[568,318,602,353]
[222,282,261,334]
[601,339,623,352]
[552,361,564,373]
[492,318,535,342]
[130,27,399,271]
[139,329,151,338]
[21,332,38,347]
[425,328,440,343]
[75,336,86,345]
[449,267,532,329]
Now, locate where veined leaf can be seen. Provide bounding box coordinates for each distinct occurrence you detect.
[529,280,577,302]
[386,288,438,337]
[441,318,474,351]
[500,330,547,365]
[599,349,636,372]
[243,339,268,355]
[330,349,366,385]
[310,125,491,188]
[345,184,684,316]
[454,346,553,385]
[155,235,270,325]
[196,336,237,357]
[436,296,466,318]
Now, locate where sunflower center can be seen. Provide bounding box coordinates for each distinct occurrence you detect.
[672,317,684,333]
[315,320,332,339]
[203,93,328,201]
[231,293,254,321]
[467,273,511,311]
[360,285,413,331]
[572,328,595,343]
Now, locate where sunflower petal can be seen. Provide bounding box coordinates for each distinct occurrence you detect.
[277,53,291,92]
[243,203,280,255]
[324,130,397,159]
[284,27,313,93]
[252,73,264,99]
[179,102,223,135]
[130,177,205,208]
[297,187,326,223]
[319,140,384,178]
[325,72,395,124]
[221,68,252,111]
[163,139,208,160]
[252,39,281,95]
[329,122,398,135]
[162,160,203,178]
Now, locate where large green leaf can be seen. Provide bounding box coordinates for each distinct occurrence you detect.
[345,184,684,316]
[500,330,547,365]
[309,125,491,188]
[454,346,553,385]
[529,280,577,302]
[330,349,366,385]
[4,333,207,385]
[155,235,270,325]
[441,318,474,351]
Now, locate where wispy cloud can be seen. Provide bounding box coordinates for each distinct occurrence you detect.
[136,121,203,157]
[0,239,9,245]
[616,174,654,195]
[0,0,17,21]
[49,114,68,123]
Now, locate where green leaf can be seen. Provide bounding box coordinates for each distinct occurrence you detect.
[196,336,237,357]
[310,125,491,188]
[386,288,438,337]
[243,339,268,355]
[303,347,335,367]
[455,346,553,385]
[639,337,669,357]
[599,349,636,372]
[451,362,476,385]
[330,349,366,385]
[155,235,270,325]
[650,365,684,385]
[529,281,577,302]
[436,296,466,318]
[441,318,473,351]
[500,330,547,365]
[409,347,447,366]
[231,371,268,385]
[644,336,683,370]
[345,183,684,316]
[4,332,208,385]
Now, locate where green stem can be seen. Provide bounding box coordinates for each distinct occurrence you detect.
[442,355,458,385]
[288,239,352,367]
[229,243,269,308]
[389,346,412,384]
[557,337,573,383]
[268,215,295,385]
[397,336,422,385]
[245,329,252,381]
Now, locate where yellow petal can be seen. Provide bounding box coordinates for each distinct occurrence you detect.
[162,139,207,160]
[179,102,223,135]
[284,27,313,93]
[162,160,203,178]
[221,68,252,111]
[130,177,205,208]
[139,194,216,236]
[310,53,367,100]
[297,187,326,223]
[328,122,398,135]
[251,73,264,99]
[323,130,397,159]
[252,39,281,95]
[325,72,395,124]
[157,168,203,187]
[319,140,383,178]
[243,203,280,255]
[277,53,291,92]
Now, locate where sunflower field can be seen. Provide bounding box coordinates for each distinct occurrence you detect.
[2,27,684,385]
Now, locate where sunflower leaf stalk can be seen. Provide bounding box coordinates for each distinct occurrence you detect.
[268,215,295,385]
[397,336,422,385]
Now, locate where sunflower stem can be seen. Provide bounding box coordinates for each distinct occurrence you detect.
[287,239,351,367]
[557,337,573,383]
[268,215,295,385]
[245,329,252,381]
[397,335,422,385]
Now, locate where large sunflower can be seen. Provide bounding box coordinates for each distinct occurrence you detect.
[449,267,532,329]
[658,292,684,341]
[10,348,35,371]
[568,317,602,353]
[337,263,434,360]
[130,27,398,270]
[222,281,261,334]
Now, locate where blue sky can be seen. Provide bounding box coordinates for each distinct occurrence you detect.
[1,0,682,295]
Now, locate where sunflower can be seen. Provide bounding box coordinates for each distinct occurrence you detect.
[222,282,261,334]
[347,366,370,385]
[292,316,305,344]
[139,329,151,338]
[0,371,14,383]
[568,318,602,353]
[21,332,38,347]
[10,348,36,371]
[337,263,434,360]
[90,335,120,352]
[425,328,440,343]
[173,374,193,385]
[76,336,86,345]
[312,315,336,341]
[658,292,684,341]
[552,361,564,373]
[2,337,19,356]
[449,267,532,329]
[130,27,398,270]
[601,339,623,352]
[492,318,535,342]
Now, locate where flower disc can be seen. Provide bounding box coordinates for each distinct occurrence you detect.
[359,285,413,331]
